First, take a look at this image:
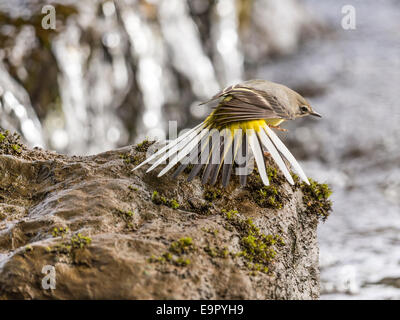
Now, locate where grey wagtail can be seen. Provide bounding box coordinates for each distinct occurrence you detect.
[133,79,322,187]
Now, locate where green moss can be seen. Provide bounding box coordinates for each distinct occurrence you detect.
[245,262,269,274]
[119,153,143,165]
[118,209,134,219]
[254,185,283,209]
[169,199,180,209]
[301,178,333,221]
[175,257,191,266]
[135,139,155,153]
[246,166,287,209]
[239,234,278,265]
[0,130,24,156]
[119,153,131,164]
[11,144,21,153]
[221,209,284,273]
[49,233,92,254]
[52,227,69,238]
[291,173,300,185]
[163,252,173,261]
[151,190,166,205]
[204,186,223,202]
[132,155,144,165]
[113,208,135,230]
[149,237,194,267]
[201,227,219,236]
[204,245,229,259]
[70,233,92,249]
[222,209,238,220]
[266,167,278,182]
[306,179,333,200]
[128,185,138,192]
[169,237,194,255]
[151,190,180,210]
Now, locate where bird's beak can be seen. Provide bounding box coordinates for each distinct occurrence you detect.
[310,111,322,118]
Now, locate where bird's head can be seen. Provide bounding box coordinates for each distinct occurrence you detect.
[295,95,321,118]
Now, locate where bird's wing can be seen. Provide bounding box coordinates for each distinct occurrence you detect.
[199,84,238,105]
[202,85,292,127]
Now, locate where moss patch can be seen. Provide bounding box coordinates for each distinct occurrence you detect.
[169,237,194,255]
[117,208,135,220]
[49,233,92,254]
[119,153,143,166]
[255,186,283,209]
[0,130,24,156]
[135,139,155,153]
[151,191,180,209]
[204,186,223,202]
[246,167,287,209]
[201,227,219,236]
[128,185,138,192]
[149,237,194,267]
[204,245,229,259]
[221,209,284,273]
[112,208,136,230]
[301,178,333,221]
[70,233,92,249]
[52,227,69,238]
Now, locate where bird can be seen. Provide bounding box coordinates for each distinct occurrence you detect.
[133,79,321,187]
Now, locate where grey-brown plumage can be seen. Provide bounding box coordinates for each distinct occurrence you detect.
[202,79,320,128]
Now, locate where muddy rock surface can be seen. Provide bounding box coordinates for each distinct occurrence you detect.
[0,132,331,299]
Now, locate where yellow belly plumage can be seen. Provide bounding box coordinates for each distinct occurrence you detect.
[205,116,285,133]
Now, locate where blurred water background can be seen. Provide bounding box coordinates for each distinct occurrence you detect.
[0,0,399,299]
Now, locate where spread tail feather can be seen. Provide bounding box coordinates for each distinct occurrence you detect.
[263,125,309,185]
[133,121,309,187]
[247,129,269,186]
[132,122,205,171]
[258,127,294,185]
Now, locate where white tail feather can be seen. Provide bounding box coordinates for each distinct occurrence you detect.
[219,130,234,168]
[158,129,210,177]
[248,129,269,186]
[257,128,294,185]
[263,126,309,185]
[132,122,205,171]
[145,124,205,173]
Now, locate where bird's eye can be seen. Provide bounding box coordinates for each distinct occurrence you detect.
[300,105,309,113]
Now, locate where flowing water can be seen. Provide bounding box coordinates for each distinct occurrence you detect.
[257,0,400,299]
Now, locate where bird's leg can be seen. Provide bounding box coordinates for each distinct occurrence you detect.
[269,125,288,132]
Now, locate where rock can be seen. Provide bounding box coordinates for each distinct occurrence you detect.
[0,132,332,299]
